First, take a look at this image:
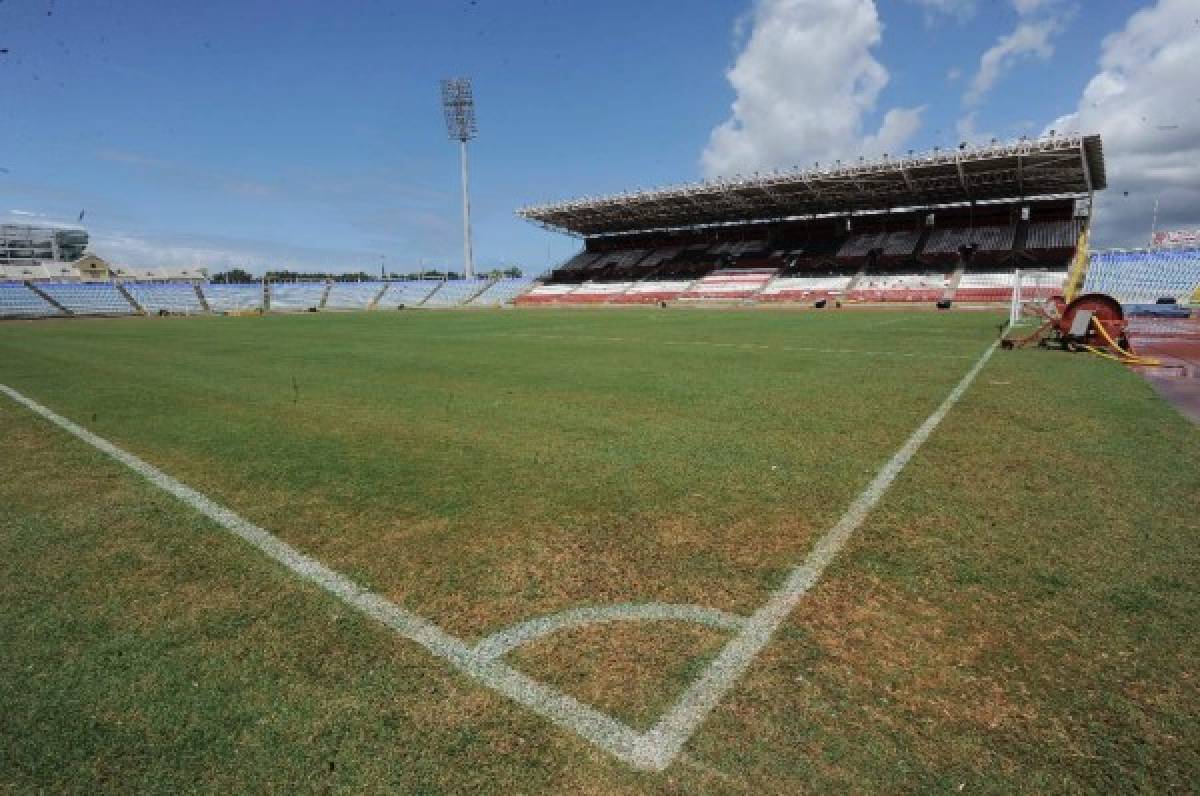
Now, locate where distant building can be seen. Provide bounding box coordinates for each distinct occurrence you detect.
[0,223,88,265]
[0,224,206,282]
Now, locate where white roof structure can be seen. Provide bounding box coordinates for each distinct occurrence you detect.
[519,134,1105,237]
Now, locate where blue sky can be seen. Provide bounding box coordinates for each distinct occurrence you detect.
[1,0,1196,273]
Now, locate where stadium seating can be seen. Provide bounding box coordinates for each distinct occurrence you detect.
[613,279,695,303]
[757,275,852,302]
[203,284,263,313]
[0,282,63,317]
[126,282,205,314]
[924,225,1015,255]
[1084,248,1200,304]
[374,280,441,308]
[470,277,536,305]
[953,271,1014,302]
[558,281,635,303]
[837,232,886,259]
[679,269,776,300]
[269,282,327,312]
[325,281,386,310]
[1025,219,1083,251]
[38,282,136,315]
[515,283,580,305]
[879,230,921,259]
[421,279,487,306]
[847,273,946,302]
[951,270,1064,302]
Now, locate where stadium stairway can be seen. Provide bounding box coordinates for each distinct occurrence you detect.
[23,282,73,315]
[1,282,65,318]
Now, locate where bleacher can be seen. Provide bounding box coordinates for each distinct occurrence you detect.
[922,225,1016,266]
[679,269,776,300]
[269,282,327,312]
[515,283,579,305]
[470,277,536,306]
[879,230,921,259]
[613,279,695,303]
[559,281,635,303]
[837,232,886,260]
[374,281,440,309]
[1026,219,1083,251]
[1084,248,1200,305]
[126,282,205,314]
[203,284,263,313]
[38,282,136,315]
[423,279,489,306]
[325,281,385,310]
[757,275,852,303]
[848,274,946,303]
[953,272,1014,302]
[0,283,63,317]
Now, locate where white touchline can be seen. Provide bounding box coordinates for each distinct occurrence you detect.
[638,340,999,769]
[0,340,996,772]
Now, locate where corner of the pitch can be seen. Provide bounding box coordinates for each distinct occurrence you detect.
[627,734,675,772]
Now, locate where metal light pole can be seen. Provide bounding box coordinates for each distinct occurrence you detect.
[441,78,477,279]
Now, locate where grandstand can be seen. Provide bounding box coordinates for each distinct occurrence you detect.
[1084,248,1200,305]
[517,135,1104,306]
[0,276,543,319]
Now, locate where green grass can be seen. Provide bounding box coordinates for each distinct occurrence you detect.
[1,308,1196,792]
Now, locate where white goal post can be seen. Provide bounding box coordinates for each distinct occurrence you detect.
[1009,268,1067,327]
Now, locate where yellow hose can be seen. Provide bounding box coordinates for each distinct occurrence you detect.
[1086,316,1164,366]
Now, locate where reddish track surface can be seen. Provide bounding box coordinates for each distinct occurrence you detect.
[1127,316,1200,424]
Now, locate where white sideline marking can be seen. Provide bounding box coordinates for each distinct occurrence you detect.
[638,340,999,769]
[473,602,747,662]
[1,341,995,772]
[0,384,651,767]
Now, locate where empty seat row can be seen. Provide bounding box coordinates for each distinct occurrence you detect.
[38,282,135,315]
[126,282,204,313]
[0,282,63,317]
[1084,248,1200,304]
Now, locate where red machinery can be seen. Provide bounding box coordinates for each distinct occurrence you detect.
[1002,293,1130,352]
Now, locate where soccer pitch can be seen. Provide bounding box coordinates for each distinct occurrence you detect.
[2,309,1197,792]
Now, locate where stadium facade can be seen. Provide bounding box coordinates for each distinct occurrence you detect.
[0,223,89,265]
[515,134,1107,305]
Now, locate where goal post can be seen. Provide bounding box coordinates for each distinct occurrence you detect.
[1009,268,1066,328]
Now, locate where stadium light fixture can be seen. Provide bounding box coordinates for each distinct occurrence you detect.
[441,77,477,279]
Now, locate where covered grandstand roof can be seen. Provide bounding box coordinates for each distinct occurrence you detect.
[519,134,1105,237]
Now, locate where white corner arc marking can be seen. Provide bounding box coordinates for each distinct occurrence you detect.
[473,603,747,662]
[1,340,995,772]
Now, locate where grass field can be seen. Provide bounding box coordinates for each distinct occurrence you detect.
[1,308,1197,793]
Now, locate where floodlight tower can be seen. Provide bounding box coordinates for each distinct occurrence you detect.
[441,78,477,279]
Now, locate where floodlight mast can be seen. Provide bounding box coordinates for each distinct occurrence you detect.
[441,78,477,279]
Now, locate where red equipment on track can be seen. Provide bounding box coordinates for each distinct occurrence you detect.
[1002,293,1130,351]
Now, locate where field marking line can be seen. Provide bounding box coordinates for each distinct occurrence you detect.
[637,340,1000,769]
[0,383,656,768]
[0,339,995,772]
[490,331,977,361]
[473,602,747,662]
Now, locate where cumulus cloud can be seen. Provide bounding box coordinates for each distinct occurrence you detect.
[1048,0,1200,247]
[964,20,1059,107]
[701,0,923,178]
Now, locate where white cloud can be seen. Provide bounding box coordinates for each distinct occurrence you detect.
[964,20,1059,107]
[88,231,387,274]
[1011,0,1053,16]
[908,0,976,23]
[701,0,923,177]
[1048,0,1200,247]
